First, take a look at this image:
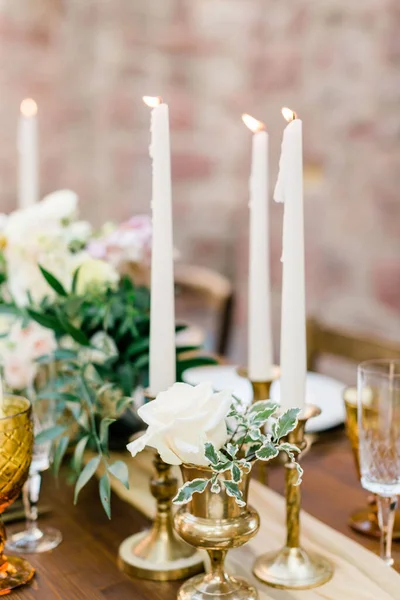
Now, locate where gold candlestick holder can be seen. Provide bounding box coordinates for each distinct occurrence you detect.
[253,404,334,590]
[237,366,280,403]
[118,391,204,581]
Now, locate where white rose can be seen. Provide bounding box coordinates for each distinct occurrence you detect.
[75,258,120,295]
[127,382,232,466]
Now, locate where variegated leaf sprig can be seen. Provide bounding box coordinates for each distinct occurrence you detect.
[173,400,303,507]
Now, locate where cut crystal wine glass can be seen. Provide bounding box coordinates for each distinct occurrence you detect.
[358,359,400,567]
[6,395,62,553]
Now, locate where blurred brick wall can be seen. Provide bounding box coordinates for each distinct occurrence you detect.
[1,0,400,362]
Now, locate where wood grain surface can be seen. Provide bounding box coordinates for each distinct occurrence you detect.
[7,429,400,599]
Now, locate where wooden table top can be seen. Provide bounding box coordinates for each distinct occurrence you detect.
[8,428,400,599]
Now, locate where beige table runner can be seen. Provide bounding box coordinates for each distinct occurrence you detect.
[102,449,399,599]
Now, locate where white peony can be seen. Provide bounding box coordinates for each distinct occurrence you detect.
[34,189,78,223]
[75,258,120,295]
[127,382,233,466]
[3,189,83,306]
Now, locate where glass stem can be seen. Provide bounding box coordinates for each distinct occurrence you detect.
[23,472,42,538]
[376,495,397,567]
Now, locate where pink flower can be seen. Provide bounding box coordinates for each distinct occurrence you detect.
[88,214,152,268]
[3,352,38,391]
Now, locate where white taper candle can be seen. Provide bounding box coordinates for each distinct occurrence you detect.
[275,108,306,410]
[243,114,273,382]
[144,97,176,396]
[18,99,39,209]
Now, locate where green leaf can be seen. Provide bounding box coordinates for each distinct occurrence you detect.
[249,400,279,426]
[35,425,66,444]
[238,459,252,473]
[279,442,301,456]
[37,391,80,403]
[0,304,21,316]
[175,345,201,355]
[211,479,221,493]
[223,480,246,507]
[72,435,89,474]
[57,313,90,346]
[293,462,304,486]
[256,442,280,462]
[74,455,101,503]
[71,266,81,294]
[247,429,265,442]
[53,435,70,476]
[99,473,111,519]
[116,396,134,415]
[126,337,150,357]
[204,442,220,466]
[53,348,78,361]
[108,460,129,489]
[26,309,62,332]
[100,417,116,449]
[231,463,242,483]
[212,461,232,473]
[172,478,210,505]
[39,265,68,297]
[272,408,300,441]
[226,443,238,458]
[133,354,149,370]
[67,402,82,422]
[177,356,217,381]
[118,363,135,396]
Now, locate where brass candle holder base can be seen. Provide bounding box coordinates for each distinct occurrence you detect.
[118,452,204,581]
[253,404,334,590]
[253,546,332,591]
[237,365,280,403]
[349,504,400,538]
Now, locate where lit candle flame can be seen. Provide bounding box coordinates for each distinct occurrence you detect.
[242,113,265,133]
[282,107,297,122]
[143,96,163,108]
[20,98,38,118]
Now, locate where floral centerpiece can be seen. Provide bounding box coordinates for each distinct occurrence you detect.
[0,191,215,515]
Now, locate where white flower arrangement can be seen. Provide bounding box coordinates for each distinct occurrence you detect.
[127,382,302,507]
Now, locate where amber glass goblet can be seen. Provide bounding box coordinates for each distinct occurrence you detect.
[0,395,34,593]
[344,386,400,539]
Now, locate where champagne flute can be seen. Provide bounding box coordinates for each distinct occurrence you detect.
[358,360,400,567]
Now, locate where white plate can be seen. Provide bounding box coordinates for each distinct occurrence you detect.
[182,365,346,433]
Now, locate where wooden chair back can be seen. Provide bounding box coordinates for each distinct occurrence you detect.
[306,318,400,371]
[174,263,234,356]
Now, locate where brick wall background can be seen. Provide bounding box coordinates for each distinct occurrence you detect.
[1,0,400,363]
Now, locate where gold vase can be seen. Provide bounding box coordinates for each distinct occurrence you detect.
[174,464,260,600]
[0,395,35,593]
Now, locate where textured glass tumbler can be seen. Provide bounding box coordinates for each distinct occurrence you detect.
[6,396,62,554]
[358,360,400,567]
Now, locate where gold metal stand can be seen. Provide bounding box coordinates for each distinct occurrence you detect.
[118,391,204,581]
[253,404,334,590]
[237,366,280,403]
